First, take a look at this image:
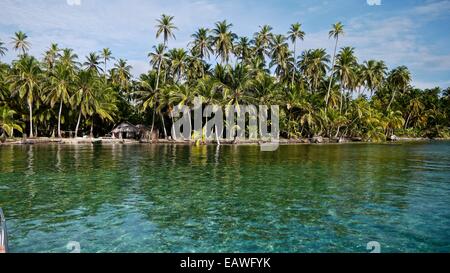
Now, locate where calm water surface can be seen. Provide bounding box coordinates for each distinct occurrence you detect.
[0,142,449,253]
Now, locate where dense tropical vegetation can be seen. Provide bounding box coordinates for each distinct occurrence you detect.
[0,16,449,142]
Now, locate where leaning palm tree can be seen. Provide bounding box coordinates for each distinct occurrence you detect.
[155,14,177,91]
[386,66,411,110]
[11,31,31,56]
[287,23,305,85]
[211,20,237,64]
[325,22,344,108]
[8,55,42,137]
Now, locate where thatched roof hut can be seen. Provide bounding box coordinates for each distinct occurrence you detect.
[111,122,140,139]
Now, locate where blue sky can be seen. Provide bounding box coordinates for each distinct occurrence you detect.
[1,0,450,88]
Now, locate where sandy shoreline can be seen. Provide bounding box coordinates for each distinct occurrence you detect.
[1,136,449,146]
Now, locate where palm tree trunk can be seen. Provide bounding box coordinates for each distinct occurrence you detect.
[326,37,339,109]
[57,99,63,138]
[150,108,156,135]
[387,90,397,111]
[291,42,297,86]
[405,112,412,129]
[339,83,344,114]
[161,113,167,139]
[104,59,107,81]
[90,117,94,138]
[28,102,33,138]
[75,110,82,138]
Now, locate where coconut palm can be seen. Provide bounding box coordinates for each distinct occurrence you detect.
[234,37,252,63]
[100,48,114,78]
[386,66,411,110]
[111,59,132,91]
[84,52,103,74]
[269,34,292,81]
[155,14,177,91]
[43,43,60,71]
[8,55,42,137]
[0,106,23,137]
[167,48,188,83]
[253,25,273,62]
[287,23,305,85]
[11,31,31,56]
[72,70,96,137]
[0,40,8,59]
[299,49,330,93]
[334,47,358,113]
[211,20,237,64]
[60,48,79,70]
[46,62,74,138]
[190,28,213,60]
[326,22,344,107]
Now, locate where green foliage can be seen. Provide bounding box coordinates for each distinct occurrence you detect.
[0,18,448,140]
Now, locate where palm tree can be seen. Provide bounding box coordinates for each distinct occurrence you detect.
[84,52,103,74]
[287,23,305,85]
[111,59,132,91]
[386,66,411,110]
[211,20,236,64]
[0,40,8,59]
[167,48,188,83]
[149,43,168,83]
[11,31,31,56]
[234,37,252,63]
[269,34,291,81]
[253,25,273,62]
[361,60,387,96]
[43,43,60,71]
[0,106,23,137]
[190,28,213,60]
[100,48,113,78]
[326,22,344,108]
[72,70,97,137]
[299,49,330,93]
[60,48,79,70]
[8,55,42,137]
[46,62,74,138]
[335,47,357,113]
[134,72,158,133]
[155,14,177,91]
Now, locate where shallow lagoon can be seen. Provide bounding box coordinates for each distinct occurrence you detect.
[1,142,449,252]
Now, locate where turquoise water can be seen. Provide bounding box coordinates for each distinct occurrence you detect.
[0,142,449,253]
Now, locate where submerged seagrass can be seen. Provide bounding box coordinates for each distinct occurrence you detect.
[0,142,449,252]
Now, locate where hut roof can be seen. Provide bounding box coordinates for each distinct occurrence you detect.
[111,122,139,133]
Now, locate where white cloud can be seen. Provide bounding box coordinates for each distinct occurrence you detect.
[367,0,381,6]
[66,0,81,6]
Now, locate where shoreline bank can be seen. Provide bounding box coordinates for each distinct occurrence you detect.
[1,136,449,146]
